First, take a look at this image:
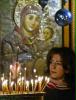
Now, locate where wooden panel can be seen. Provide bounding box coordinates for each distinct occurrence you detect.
[63,2,69,47]
[71,0,75,51]
[64,25,69,47]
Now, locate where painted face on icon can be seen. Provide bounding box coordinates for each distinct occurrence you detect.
[23,14,40,32]
[43,27,54,41]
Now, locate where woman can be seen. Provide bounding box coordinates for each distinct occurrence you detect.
[44,47,75,100]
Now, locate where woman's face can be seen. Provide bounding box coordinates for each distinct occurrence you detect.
[49,54,65,80]
[23,14,40,32]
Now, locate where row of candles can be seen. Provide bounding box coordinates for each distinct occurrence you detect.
[0,62,50,94]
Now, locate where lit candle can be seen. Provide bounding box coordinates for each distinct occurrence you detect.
[9,72,12,93]
[44,76,50,84]
[15,63,21,92]
[1,73,5,82]
[24,67,27,80]
[21,77,24,93]
[17,77,21,93]
[10,64,16,79]
[10,64,12,70]
[2,79,8,93]
[26,80,29,92]
[9,72,11,83]
[17,62,21,73]
[38,76,43,91]
[33,68,37,78]
[34,79,38,91]
[10,81,14,93]
[31,79,34,92]
[19,72,23,93]
[41,76,50,91]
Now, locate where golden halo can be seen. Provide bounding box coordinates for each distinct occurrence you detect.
[14,1,27,28]
[14,1,42,28]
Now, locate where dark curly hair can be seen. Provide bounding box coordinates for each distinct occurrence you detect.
[46,47,75,89]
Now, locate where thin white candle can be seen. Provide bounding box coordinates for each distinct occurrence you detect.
[24,67,27,80]
[1,73,5,82]
[2,79,8,93]
[33,68,37,78]
[26,80,29,92]
[38,77,42,91]
[31,79,34,91]
[10,81,14,92]
[34,79,38,91]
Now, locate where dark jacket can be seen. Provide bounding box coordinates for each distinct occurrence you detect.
[44,82,75,100]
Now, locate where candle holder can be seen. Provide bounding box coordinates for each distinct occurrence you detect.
[0,62,50,100]
[0,75,49,94]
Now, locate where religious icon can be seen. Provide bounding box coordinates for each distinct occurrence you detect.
[0,0,62,78]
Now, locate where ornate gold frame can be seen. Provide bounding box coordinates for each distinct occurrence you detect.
[71,0,76,52]
[63,0,75,51]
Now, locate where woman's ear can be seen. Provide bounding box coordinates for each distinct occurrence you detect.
[65,66,69,74]
[65,70,69,74]
[65,65,70,74]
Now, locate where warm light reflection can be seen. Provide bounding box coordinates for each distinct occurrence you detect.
[0,63,50,95]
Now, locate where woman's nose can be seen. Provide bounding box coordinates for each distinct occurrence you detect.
[51,63,57,69]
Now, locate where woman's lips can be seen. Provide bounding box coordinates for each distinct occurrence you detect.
[51,71,56,73]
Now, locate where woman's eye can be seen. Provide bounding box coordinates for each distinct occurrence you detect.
[50,60,62,65]
[56,62,62,65]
